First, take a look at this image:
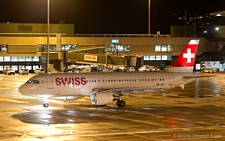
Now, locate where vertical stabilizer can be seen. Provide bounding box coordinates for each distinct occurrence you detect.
[168,39,199,72]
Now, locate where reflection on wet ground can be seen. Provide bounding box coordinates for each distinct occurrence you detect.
[11,105,225,127]
[0,73,225,140]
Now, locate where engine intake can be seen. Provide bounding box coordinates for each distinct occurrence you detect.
[90,92,114,105]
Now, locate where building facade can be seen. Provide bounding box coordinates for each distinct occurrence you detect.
[0,23,223,73]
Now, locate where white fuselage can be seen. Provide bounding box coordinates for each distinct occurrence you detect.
[19,71,199,98]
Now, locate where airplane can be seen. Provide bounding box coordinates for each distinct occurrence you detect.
[18,39,201,108]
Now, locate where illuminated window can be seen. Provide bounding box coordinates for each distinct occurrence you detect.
[117,45,123,51]
[0,44,8,52]
[2,56,40,62]
[155,45,161,52]
[147,55,173,61]
[32,56,39,61]
[167,45,173,51]
[37,45,45,51]
[26,56,32,61]
[145,55,172,61]
[33,65,39,70]
[112,39,119,43]
[19,66,25,69]
[155,55,161,60]
[11,66,18,71]
[105,45,112,52]
[161,45,167,52]
[149,56,155,60]
[162,55,167,60]
[4,66,8,70]
[155,44,173,52]
[124,45,130,52]
[50,45,56,51]
[0,57,3,62]
[105,44,130,52]
[11,57,18,62]
[144,56,150,60]
[18,56,25,62]
[4,56,10,61]
[61,44,78,51]
[37,44,57,52]
[167,56,172,60]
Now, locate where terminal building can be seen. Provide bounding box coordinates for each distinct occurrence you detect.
[0,23,225,73]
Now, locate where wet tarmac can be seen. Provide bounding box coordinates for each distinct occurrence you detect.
[0,73,225,140]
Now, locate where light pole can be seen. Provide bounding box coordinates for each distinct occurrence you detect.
[47,0,50,73]
[148,0,150,35]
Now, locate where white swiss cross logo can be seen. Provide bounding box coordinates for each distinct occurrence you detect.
[183,48,194,63]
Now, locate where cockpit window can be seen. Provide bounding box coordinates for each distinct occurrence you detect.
[26,79,40,84]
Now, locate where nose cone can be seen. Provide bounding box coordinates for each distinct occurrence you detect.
[18,83,37,96]
[19,84,33,95]
[18,84,26,94]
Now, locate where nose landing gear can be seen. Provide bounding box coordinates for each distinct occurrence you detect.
[43,103,49,108]
[43,96,49,108]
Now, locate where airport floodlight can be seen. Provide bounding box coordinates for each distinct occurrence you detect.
[47,0,50,73]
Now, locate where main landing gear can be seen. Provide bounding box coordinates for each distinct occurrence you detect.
[116,100,126,107]
[115,94,126,107]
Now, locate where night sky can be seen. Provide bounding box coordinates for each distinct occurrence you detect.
[0,0,225,34]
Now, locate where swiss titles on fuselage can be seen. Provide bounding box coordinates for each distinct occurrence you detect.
[55,77,87,86]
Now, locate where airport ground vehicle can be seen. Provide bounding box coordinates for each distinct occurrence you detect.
[164,66,171,71]
[128,67,135,72]
[19,68,29,75]
[201,68,217,73]
[112,66,127,72]
[4,69,15,75]
[74,66,91,73]
[67,68,73,73]
[138,65,160,71]
[34,68,45,74]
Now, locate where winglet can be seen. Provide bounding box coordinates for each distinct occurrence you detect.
[168,39,199,72]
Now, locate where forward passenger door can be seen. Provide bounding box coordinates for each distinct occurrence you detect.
[47,76,53,89]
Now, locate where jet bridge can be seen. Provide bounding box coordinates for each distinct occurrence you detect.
[66,53,128,66]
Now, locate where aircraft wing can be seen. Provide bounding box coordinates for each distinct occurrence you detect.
[182,74,215,80]
[92,85,172,95]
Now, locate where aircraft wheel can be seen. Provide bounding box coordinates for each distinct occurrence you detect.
[43,103,49,108]
[116,100,126,107]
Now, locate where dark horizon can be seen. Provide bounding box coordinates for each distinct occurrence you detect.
[0,0,225,34]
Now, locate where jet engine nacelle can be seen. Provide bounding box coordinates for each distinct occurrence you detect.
[90,92,114,105]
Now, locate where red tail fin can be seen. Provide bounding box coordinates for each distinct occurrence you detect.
[168,40,199,72]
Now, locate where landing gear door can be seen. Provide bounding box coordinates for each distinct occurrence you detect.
[47,76,53,89]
